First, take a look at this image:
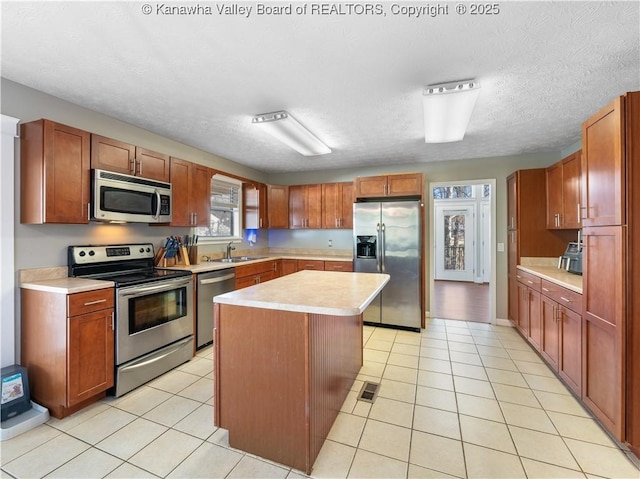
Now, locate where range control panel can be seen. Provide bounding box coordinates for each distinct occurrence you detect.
[69,243,155,265]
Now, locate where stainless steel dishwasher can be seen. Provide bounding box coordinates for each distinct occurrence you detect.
[197,268,235,348]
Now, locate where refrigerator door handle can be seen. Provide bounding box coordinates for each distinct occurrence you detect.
[376,223,382,272]
[381,223,386,273]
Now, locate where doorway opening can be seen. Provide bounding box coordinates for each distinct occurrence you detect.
[429,181,495,324]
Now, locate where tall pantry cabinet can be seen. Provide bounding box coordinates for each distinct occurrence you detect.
[580,91,640,455]
[506,170,575,332]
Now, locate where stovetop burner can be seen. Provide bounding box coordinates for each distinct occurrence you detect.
[68,243,191,287]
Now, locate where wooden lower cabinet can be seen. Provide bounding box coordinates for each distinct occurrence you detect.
[516,282,530,336]
[297,260,325,271]
[214,303,362,474]
[21,288,115,418]
[539,279,583,396]
[558,306,582,395]
[280,259,298,276]
[528,289,542,350]
[540,294,560,370]
[324,261,353,272]
[234,260,279,289]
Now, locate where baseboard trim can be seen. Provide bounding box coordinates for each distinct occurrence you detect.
[495,317,514,327]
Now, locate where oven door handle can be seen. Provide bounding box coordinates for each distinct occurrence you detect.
[119,277,192,297]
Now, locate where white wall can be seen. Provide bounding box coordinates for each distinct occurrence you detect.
[1,114,19,367]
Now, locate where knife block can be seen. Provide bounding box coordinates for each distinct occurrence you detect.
[188,246,198,265]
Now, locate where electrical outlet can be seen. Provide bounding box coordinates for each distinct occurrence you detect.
[328,239,333,247]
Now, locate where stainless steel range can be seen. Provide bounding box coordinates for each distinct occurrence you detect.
[68,243,194,397]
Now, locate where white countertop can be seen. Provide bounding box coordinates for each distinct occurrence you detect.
[20,277,115,294]
[214,270,389,316]
[517,265,583,294]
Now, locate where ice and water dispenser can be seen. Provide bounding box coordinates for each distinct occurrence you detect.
[356,236,377,258]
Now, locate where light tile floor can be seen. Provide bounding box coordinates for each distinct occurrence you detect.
[2,319,640,478]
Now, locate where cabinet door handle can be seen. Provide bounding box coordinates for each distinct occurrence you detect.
[111,311,115,330]
[130,158,136,175]
[84,298,107,306]
[577,203,581,222]
[137,160,142,176]
[259,218,263,228]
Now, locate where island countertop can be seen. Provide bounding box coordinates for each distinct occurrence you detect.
[213,270,390,316]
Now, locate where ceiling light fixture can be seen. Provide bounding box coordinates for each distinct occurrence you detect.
[423,80,480,143]
[252,111,331,156]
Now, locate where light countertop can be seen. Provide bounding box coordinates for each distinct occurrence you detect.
[20,277,115,294]
[170,254,353,274]
[517,264,583,294]
[214,270,389,316]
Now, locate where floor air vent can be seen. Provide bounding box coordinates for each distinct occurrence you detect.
[358,381,380,403]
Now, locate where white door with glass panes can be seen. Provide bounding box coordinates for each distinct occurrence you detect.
[435,204,475,282]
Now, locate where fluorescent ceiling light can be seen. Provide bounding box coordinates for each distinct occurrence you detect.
[252,111,331,156]
[423,80,480,143]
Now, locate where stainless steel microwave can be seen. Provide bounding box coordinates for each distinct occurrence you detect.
[92,169,172,223]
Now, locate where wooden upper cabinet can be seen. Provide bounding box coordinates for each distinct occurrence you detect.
[243,183,268,229]
[191,163,212,227]
[581,96,625,227]
[21,119,90,224]
[354,173,423,199]
[91,134,170,182]
[91,134,135,175]
[545,162,563,229]
[546,151,582,229]
[169,157,211,227]
[289,184,322,229]
[134,147,170,182]
[507,173,517,230]
[322,182,353,229]
[562,152,582,229]
[267,185,289,228]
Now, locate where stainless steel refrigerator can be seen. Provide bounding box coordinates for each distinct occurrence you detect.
[354,200,422,330]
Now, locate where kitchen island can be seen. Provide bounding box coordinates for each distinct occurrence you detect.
[213,270,389,474]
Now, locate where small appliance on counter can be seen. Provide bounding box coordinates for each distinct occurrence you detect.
[558,242,583,275]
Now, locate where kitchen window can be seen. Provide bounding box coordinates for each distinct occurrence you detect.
[194,175,243,242]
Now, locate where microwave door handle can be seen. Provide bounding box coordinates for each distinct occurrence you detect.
[153,189,161,220]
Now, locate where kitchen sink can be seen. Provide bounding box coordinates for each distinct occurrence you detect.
[213,256,267,263]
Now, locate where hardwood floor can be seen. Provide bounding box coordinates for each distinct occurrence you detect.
[431,280,490,323]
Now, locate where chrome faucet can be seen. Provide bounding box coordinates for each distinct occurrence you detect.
[226,241,236,259]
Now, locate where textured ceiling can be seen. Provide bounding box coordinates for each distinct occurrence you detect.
[2,1,639,173]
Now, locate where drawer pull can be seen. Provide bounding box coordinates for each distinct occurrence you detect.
[527,280,533,285]
[83,299,107,306]
[560,296,573,303]
[542,287,550,292]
